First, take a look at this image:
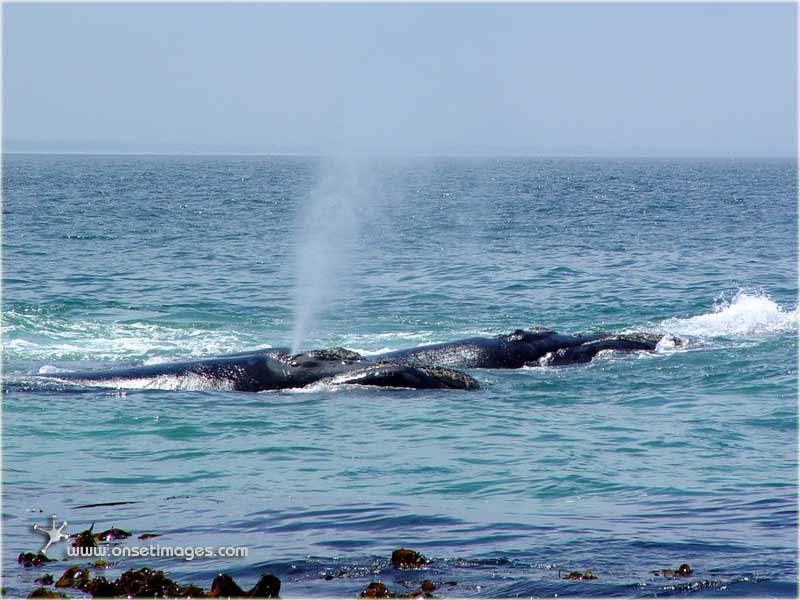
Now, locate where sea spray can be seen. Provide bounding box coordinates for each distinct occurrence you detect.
[656,291,799,338]
[290,156,372,354]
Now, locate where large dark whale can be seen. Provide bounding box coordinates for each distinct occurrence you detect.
[39,329,671,392]
[41,348,479,392]
[370,329,668,369]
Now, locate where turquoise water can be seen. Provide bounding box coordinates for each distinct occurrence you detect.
[2,154,797,597]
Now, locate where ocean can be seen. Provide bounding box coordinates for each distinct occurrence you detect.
[2,154,797,597]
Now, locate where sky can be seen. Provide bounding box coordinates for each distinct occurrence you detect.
[3,2,797,157]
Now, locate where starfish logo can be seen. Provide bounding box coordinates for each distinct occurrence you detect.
[33,514,69,554]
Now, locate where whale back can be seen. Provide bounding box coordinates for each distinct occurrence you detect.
[372,329,618,369]
[371,338,500,369]
[322,363,479,390]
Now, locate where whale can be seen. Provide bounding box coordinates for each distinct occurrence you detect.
[41,347,479,392]
[37,329,671,392]
[369,329,668,369]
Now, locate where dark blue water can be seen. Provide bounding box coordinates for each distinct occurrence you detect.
[3,154,797,597]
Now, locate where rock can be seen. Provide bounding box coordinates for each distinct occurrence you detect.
[27,588,67,598]
[138,533,160,540]
[94,527,131,542]
[71,526,98,549]
[323,569,349,581]
[177,583,207,597]
[29,565,253,598]
[407,580,439,596]
[115,567,180,597]
[33,575,54,586]
[18,553,55,568]
[81,576,117,597]
[210,573,246,597]
[562,570,597,580]
[248,573,281,598]
[405,586,437,599]
[55,566,90,588]
[391,549,428,569]
[651,563,694,578]
[93,560,108,569]
[419,580,436,592]
[361,582,394,598]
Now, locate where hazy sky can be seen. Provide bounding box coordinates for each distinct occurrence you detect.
[3,3,797,156]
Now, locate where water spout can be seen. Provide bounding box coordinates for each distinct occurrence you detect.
[290,156,370,354]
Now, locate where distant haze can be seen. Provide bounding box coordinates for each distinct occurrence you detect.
[3,3,797,157]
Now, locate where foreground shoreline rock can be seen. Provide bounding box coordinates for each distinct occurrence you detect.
[21,543,697,598]
[25,566,280,598]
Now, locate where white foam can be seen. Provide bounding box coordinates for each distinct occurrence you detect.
[277,380,339,394]
[655,291,798,339]
[53,373,235,392]
[37,365,71,374]
[348,346,396,356]
[3,312,253,362]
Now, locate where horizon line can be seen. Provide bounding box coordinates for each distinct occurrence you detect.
[4,138,797,160]
[3,150,797,160]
